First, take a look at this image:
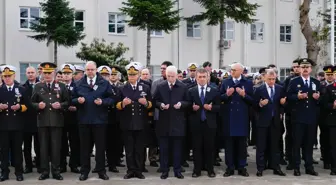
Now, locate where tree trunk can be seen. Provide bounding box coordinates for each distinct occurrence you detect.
[219,22,224,68]
[146,27,151,67]
[54,41,58,65]
[299,0,320,72]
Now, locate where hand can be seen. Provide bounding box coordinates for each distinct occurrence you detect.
[138,97,147,106]
[204,104,212,111]
[94,98,102,105]
[280,97,287,105]
[173,102,181,109]
[236,87,246,97]
[298,91,308,99]
[68,106,77,111]
[78,97,85,104]
[0,103,8,110]
[11,104,20,111]
[226,87,235,97]
[313,92,320,100]
[122,97,132,107]
[280,114,283,120]
[259,99,269,107]
[192,103,200,111]
[160,103,170,110]
[38,102,46,109]
[51,102,61,109]
[333,100,336,109]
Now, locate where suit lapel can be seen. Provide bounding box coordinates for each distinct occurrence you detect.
[262,85,271,100]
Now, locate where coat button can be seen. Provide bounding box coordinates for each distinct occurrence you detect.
[49,108,52,110]
[306,106,308,108]
[13,114,16,116]
[49,93,51,95]
[132,113,134,115]
[139,109,141,111]
[50,98,52,100]
[6,113,8,116]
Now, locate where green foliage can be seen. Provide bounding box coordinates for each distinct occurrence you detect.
[120,0,181,32]
[313,9,331,42]
[187,0,260,25]
[28,0,85,47]
[76,38,130,70]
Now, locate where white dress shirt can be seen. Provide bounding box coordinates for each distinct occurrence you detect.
[87,75,97,85]
[198,84,207,97]
[265,83,274,98]
[6,85,14,91]
[301,76,310,87]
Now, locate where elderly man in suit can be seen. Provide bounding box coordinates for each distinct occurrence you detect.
[253,68,287,177]
[154,65,190,179]
[220,62,254,177]
[72,61,115,181]
[188,68,220,178]
[287,58,320,176]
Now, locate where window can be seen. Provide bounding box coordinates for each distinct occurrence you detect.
[186,21,201,38]
[224,21,235,40]
[20,63,39,83]
[20,7,40,29]
[279,68,291,81]
[108,13,126,34]
[74,11,84,30]
[280,25,292,43]
[151,65,161,81]
[151,30,163,37]
[250,67,263,73]
[251,22,264,41]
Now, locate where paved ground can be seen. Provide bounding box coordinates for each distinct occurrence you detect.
[3,146,336,184]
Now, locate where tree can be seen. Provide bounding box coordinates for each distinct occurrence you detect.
[188,0,259,68]
[299,0,330,70]
[76,38,130,69]
[120,0,181,67]
[28,0,85,65]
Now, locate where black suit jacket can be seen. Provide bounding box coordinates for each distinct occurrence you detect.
[187,85,220,130]
[253,84,285,127]
[22,79,39,132]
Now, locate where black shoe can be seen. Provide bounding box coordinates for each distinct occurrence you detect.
[142,167,149,173]
[294,169,301,176]
[192,172,201,178]
[174,172,184,179]
[98,173,109,180]
[38,174,50,180]
[320,156,324,161]
[90,153,95,157]
[37,168,43,174]
[116,163,125,167]
[70,167,80,173]
[305,169,318,176]
[330,171,336,175]
[0,173,8,181]
[207,171,216,178]
[214,161,221,166]
[223,169,234,177]
[60,167,67,173]
[312,159,319,164]
[160,172,168,179]
[280,158,287,165]
[324,164,331,169]
[157,168,162,173]
[150,161,158,167]
[24,167,33,174]
[286,164,293,170]
[238,168,249,177]
[181,167,185,172]
[92,168,98,173]
[108,167,119,173]
[135,173,145,179]
[182,161,189,167]
[273,169,286,176]
[53,174,63,180]
[16,175,24,181]
[79,174,88,181]
[256,171,263,177]
[123,172,134,179]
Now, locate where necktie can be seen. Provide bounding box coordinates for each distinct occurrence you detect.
[305,80,309,88]
[270,86,274,101]
[89,79,94,88]
[47,83,51,91]
[200,86,206,121]
[234,79,239,84]
[66,85,70,90]
[133,86,136,91]
[191,79,194,83]
[8,87,11,92]
[170,83,173,90]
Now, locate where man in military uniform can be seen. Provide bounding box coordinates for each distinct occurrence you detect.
[287,58,320,176]
[0,65,27,181]
[31,62,70,180]
[60,64,80,173]
[318,65,335,170]
[116,63,152,179]
[182,63,197,89]
[74,65,85,81]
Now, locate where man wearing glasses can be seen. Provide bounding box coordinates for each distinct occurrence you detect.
[287,58,320,176]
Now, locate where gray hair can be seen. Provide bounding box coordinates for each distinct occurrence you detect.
[85,61,97,69]
[230,62,244,70]
[141,68,150,74]
[166,66,178,75]
[265,68,277,76]
[196,68,209,76]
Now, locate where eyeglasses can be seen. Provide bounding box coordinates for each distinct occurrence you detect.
[43,72,52,74]
[3,75,11,78]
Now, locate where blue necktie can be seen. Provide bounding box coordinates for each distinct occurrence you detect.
[200,86,206,121]
[305,80,309,88]
[234,79,239,84]
[270,86,274,116]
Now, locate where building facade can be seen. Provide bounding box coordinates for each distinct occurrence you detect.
[0,0,329,82]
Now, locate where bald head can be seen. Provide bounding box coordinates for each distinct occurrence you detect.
[85,61,97,78]
[26,66,37,81]
[141,68,151,81]
[230,63,244,78]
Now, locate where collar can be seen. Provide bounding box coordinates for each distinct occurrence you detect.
[326,80,333,85]
[198,84,207,90]
[168,81,176,86]
[87,75,97,83]
[190,77,195,81]
[46,81,54,85]
[28,80,36,85]
[130,82,137,87]
[233,76,242,81]
[301,76,310,82]
[265,83,274,89]
[6,84,14,89]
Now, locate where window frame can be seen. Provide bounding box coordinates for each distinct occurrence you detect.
[19,62,40,83]
[186,21,201,38]
[279,67,291,82]
[250,22,264,42]
[108,13,126,35]
[151,30,164,37]
[223,21,235,40]
[19,7,40,30]
[279,24,292,43]
[74,10,85,30]
[250,67,263,73]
